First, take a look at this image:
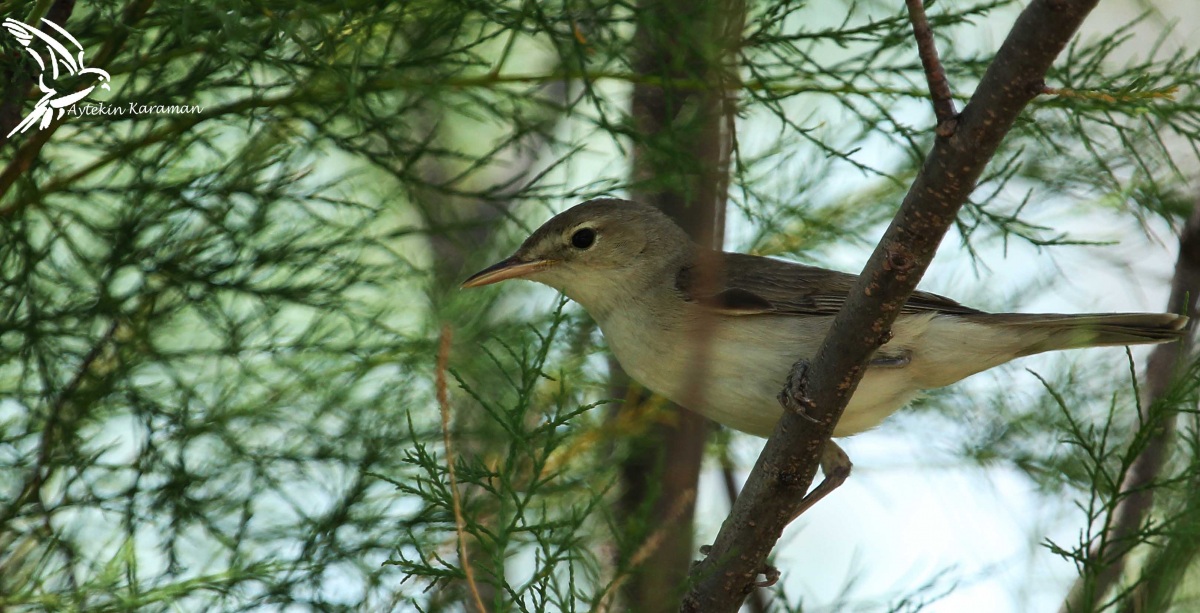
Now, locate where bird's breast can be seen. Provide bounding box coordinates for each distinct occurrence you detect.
[597,309,953,438]
[598,309,831,436]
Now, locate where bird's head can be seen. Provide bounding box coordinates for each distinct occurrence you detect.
[462,198,693,315]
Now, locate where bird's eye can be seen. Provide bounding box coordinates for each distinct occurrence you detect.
[571,228,596,249]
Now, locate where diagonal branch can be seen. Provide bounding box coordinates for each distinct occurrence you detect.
[681,0,1102,610]
[435,325,487,613]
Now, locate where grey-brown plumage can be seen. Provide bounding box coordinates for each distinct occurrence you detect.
[463,198,1190,438]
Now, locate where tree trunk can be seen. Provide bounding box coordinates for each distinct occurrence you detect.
[612,0,744,611]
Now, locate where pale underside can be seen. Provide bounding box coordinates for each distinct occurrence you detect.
[600,307,1026,438]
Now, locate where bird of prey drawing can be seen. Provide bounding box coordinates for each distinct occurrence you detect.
[3,17,111,138]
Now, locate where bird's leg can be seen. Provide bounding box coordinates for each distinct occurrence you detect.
[791,440,852,520]
[776,359,852,517]
[777,359,820,424]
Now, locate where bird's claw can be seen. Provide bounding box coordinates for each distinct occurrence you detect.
[778,359,820,424]
[754,563,781,588]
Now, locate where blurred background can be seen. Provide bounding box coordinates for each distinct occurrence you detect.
[1,0,1198,611]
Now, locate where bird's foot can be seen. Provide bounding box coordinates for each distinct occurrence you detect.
[789,442,854,520]
[754,562,781,588]
[778,359,820,424]
[695,545,779,587]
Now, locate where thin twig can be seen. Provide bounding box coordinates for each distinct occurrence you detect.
[436,325,486,613]
[905,0,958,134]
[1043,85,1178,103]
[0,319,121,527]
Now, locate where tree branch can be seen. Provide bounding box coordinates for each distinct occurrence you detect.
[681,0,1102,610]
[1061,199,1200,613]
[904,0,958,133]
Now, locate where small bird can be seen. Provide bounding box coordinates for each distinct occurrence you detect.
[463,198,1189,508]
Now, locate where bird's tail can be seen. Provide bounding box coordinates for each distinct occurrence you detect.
[966,312,1190,357]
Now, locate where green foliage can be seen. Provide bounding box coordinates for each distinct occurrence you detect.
[380,302,623,611]
[1043,354,1200,612]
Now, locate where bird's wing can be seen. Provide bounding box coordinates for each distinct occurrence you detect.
[676,251,980,317]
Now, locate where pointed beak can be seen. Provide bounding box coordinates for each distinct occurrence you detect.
[461,256,553,289]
